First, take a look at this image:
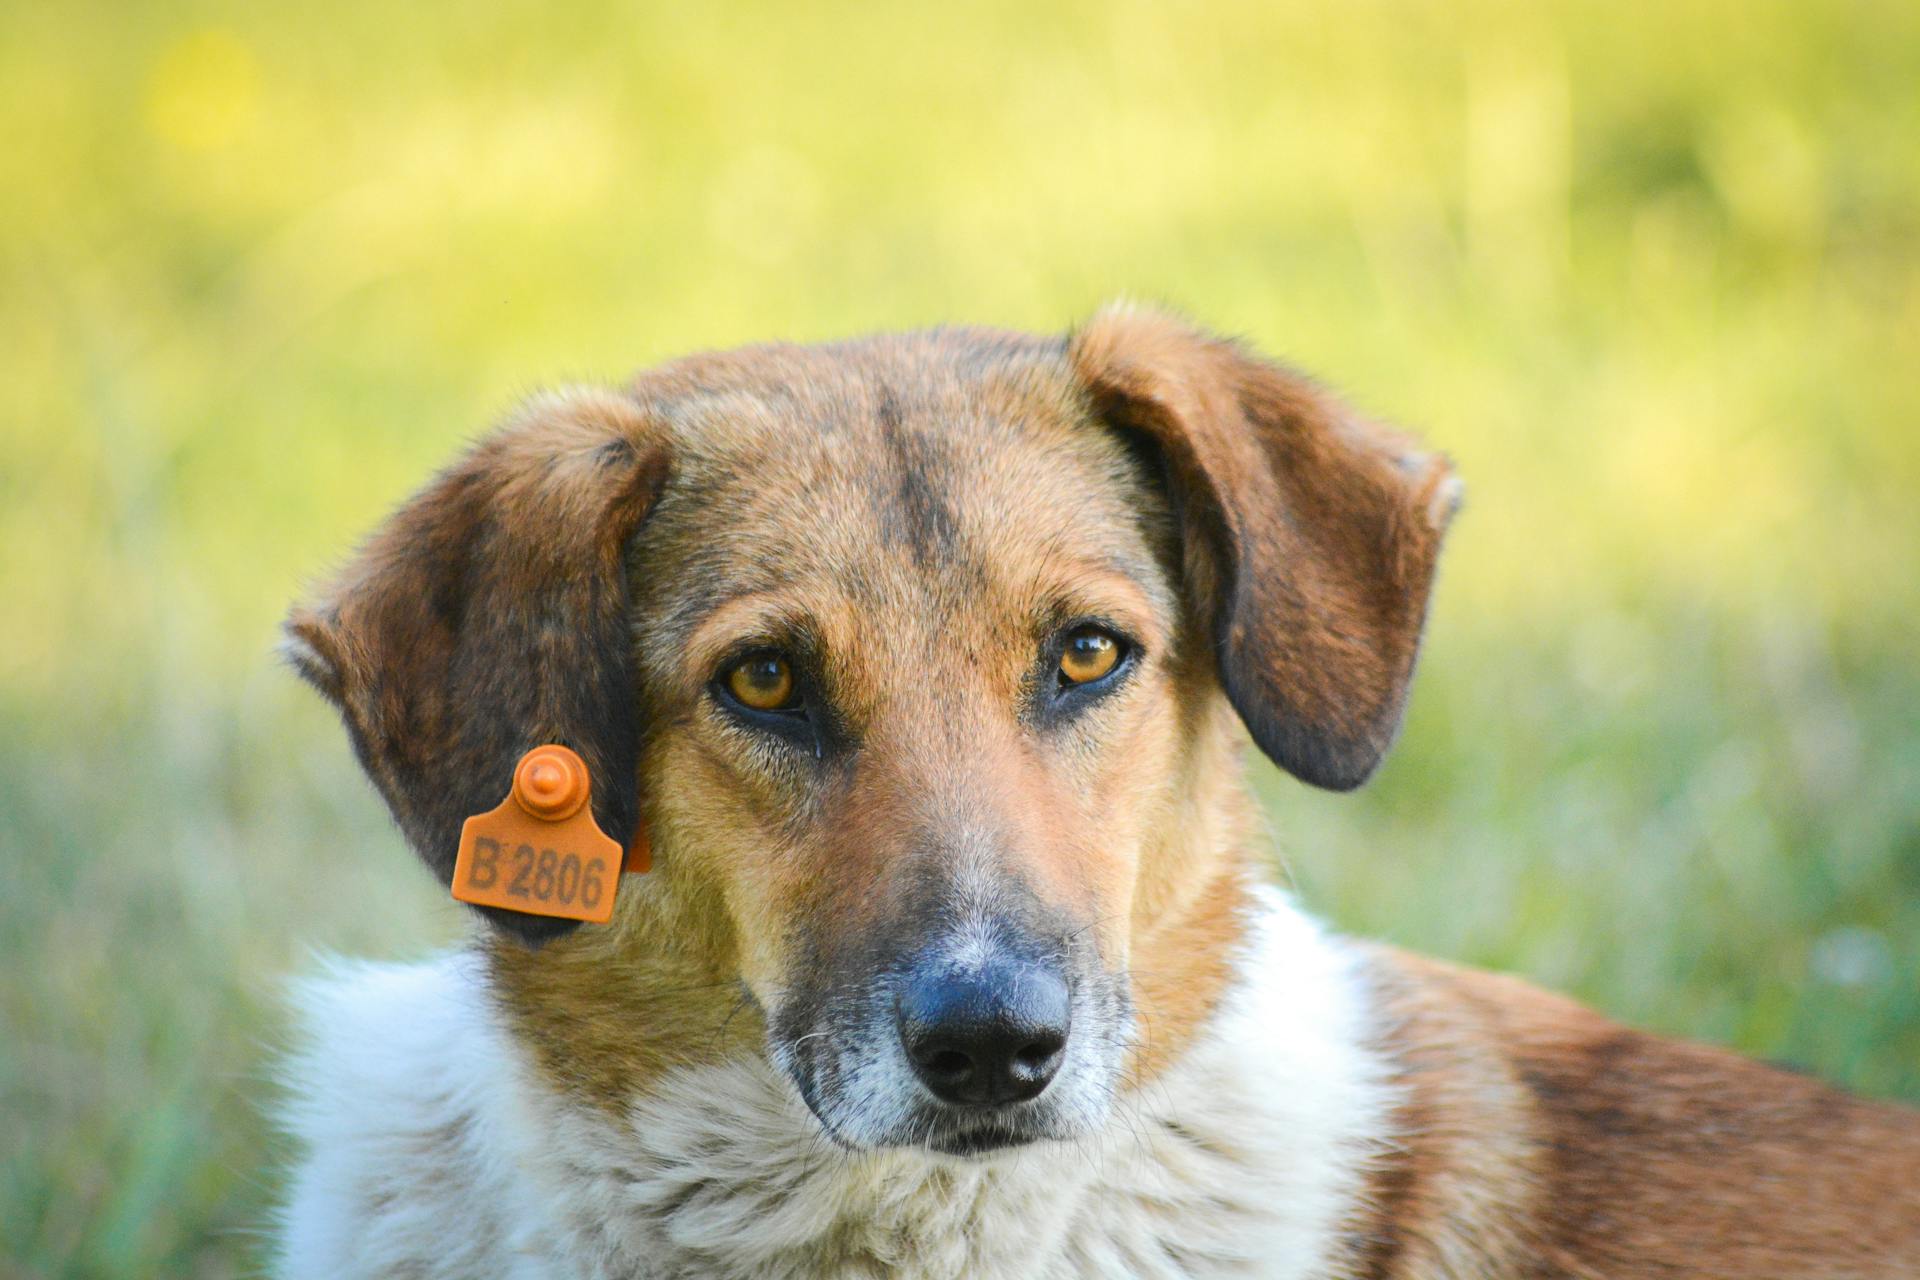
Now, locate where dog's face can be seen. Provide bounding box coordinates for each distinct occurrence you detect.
[627,347,1191,1151]
[287,310,1458,1156]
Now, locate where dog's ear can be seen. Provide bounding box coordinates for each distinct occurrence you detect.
[283,388,671,944]
[1071,306,1461,791]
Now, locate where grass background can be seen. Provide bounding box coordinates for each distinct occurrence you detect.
[4,1,1918,1274]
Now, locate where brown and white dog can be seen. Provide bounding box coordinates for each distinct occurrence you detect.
[278,308,1920,1278]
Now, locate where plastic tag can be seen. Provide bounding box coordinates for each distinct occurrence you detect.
[452,745,631,923]
[623,816,651,874]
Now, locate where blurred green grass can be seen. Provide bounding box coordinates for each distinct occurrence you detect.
[4,0,1919,1275]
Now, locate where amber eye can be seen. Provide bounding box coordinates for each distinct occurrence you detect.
[725,654,797,711]
[1058,627,1122,685]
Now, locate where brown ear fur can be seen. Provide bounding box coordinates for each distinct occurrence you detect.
[283,388,670,944]
[1071,305,1460,790]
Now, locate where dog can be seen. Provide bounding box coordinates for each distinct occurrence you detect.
[277,307,1920,1278]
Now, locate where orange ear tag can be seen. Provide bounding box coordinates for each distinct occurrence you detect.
[452,745,640,924]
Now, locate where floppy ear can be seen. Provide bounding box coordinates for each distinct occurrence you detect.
[1071,306,1461,791]
[283,387,671,944]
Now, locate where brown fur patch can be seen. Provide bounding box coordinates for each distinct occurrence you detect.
[1346,947,1920,1279]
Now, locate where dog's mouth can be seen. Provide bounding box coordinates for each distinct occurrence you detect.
[791,1077,1071,1157]
[917,1108,1065,1157]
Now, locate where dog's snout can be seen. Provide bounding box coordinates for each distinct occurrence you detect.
[896,956,1071,1107]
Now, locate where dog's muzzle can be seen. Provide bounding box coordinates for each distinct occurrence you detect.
[772,912,1128,1156]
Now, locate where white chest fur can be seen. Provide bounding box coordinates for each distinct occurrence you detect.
[276,892,1392,1279]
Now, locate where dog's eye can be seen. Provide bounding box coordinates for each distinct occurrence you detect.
[726,654,798,711]
[1058,627,1123,686]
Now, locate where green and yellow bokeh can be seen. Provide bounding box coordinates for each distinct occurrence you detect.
[4,2,1918,1275]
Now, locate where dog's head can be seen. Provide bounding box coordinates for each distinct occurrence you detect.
[286,308,1457,1155]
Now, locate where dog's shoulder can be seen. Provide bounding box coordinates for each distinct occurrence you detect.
[275,952,555,1279]
[1349,944,1920,1278]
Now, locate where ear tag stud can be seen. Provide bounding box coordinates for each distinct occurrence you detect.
[452,745,638,924]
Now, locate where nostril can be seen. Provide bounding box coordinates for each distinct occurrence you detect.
[1007,1032,1066,1098]
[1014,1034,1064,1072]
[924,1048,973,1082]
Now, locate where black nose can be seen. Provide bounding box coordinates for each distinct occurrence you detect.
[896,956,1071,1106]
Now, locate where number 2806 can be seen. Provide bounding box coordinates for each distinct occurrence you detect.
[465,836,606,909]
